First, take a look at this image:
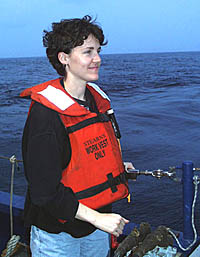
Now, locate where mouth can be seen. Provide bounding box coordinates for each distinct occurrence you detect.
[89,65,99,69]
[88,66,100,72]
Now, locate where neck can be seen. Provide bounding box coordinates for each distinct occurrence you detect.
[63,77,86,101]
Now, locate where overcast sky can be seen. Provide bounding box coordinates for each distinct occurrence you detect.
[0,0,200,58]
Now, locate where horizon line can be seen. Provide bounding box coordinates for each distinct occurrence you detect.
[0,50,200,59]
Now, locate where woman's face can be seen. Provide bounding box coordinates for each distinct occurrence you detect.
[65,34,101,84]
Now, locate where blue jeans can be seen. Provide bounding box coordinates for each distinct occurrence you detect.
[30,225,110,257]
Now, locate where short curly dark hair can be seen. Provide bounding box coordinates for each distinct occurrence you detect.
[43,15,107,76]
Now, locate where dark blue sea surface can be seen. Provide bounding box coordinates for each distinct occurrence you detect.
[0,52,200,233]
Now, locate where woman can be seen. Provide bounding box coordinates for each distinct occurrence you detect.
[21,15,134,257]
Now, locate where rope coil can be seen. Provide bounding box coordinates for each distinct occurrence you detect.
[3,235,20,257]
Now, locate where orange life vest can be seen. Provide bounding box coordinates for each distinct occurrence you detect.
[20,78,129,210]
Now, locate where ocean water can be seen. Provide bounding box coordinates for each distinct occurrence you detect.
[0,52,200,233]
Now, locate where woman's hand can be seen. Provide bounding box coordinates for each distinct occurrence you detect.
[75,203,129,237]
[92,212,129,237]
[124,162,135,171]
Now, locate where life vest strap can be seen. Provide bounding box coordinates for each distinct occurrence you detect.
[75,172,127,200]
[66,113,110,134]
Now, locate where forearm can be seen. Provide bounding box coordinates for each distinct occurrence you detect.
[75,202,101,224]
[75,163,134,236]
[75,203,129,237]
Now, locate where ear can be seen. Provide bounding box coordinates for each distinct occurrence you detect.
[58,52,69,65]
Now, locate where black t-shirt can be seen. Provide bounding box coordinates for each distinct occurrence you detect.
[22,83,111,238]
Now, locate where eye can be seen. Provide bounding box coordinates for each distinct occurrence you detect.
[84,50,92,55]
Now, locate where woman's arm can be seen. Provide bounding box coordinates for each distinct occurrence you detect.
[76,203,129,237]
[23,103,79,221]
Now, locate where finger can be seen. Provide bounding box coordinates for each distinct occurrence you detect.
[128,163,135,169]
[117,228,123,235]
[119,223,125,231]
[114,232,120,237]
[123,218,130,224]
[118,218,128,231]
[113,229,121,237]
[124,162,135,170]
[119,218,126,227]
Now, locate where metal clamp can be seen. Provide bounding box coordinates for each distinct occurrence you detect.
[126,167,180,182]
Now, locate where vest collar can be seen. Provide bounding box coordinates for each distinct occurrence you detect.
[20,78,111,116]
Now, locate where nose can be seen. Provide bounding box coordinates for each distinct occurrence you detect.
[93,52,101,63]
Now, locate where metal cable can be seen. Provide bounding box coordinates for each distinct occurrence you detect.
[0,155,22,162]
[9,155,16,237]
[167,176,199,251]
[0,155,22,256]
